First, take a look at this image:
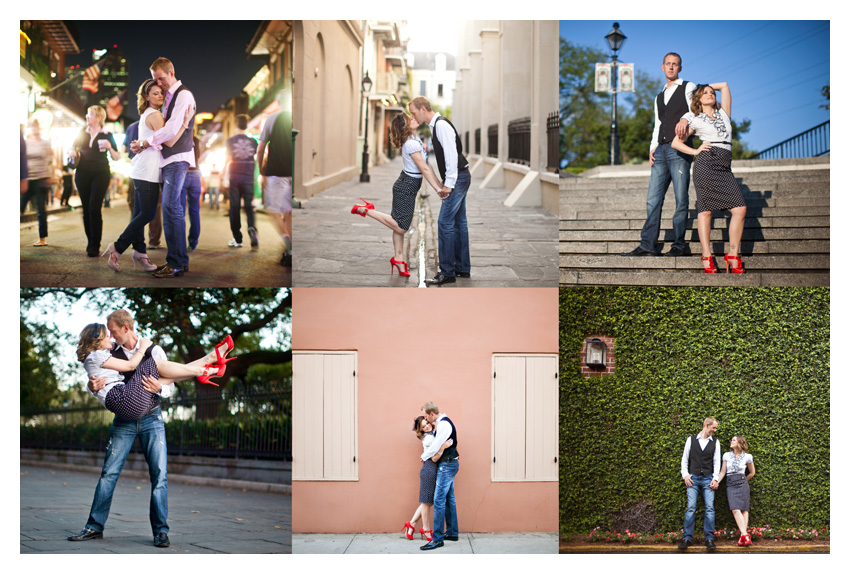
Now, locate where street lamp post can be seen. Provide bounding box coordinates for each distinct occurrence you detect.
[360,72,373,183]
[605,22,626,166]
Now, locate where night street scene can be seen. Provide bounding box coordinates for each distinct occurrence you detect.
[20,21,293,287]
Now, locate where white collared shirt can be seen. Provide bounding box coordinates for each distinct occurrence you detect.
[145,80,196,168]
[680,431,721,482]
[650,78,697,153]
[428,113,462,189]
[421,413,452,461]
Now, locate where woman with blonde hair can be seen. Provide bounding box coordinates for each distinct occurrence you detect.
[77,324,234,420]
[101,80,192,272]
[671,82,747,273]
[350,113,443,277]
[717,435,756,546]
[401,415,454,542]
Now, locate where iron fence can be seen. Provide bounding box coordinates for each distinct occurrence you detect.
[488,124,499,158]
[507,117,531,165]
[756,120,830,159]
[547,111,560,173]
[474,128,481,155]
[21,382,291,461]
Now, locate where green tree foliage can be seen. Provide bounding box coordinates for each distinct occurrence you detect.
[559,287,829,534]
[820,85,829,111]
[20,319,61,411]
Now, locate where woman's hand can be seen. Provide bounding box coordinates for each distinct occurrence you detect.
[442,438,453,449]
[695,141,712,156]
[184,104,195,125]
[139,337,153,351]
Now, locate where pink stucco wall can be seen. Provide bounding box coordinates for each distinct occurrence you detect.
[292,288,558,533]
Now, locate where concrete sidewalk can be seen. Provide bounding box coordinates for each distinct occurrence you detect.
[293,156,558,287]
[21,465,290,554]
[294,532,556,554]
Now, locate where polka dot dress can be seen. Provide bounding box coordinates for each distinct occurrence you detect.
[391,171,422,231]
[692,146,746,213]
[104,356,160,421]
[419,459,438,503]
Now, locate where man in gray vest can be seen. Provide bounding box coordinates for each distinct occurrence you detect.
[419,401,460,550]
[623,52,696,257]
[679,417,720,551]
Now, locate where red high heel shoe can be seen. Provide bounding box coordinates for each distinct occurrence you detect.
[420,528,433,541]
[198,362,225,386]
[401,521,415,540]
[214,335,235,364]
[701,255,718,274]
[390,257,411,277]
[724,254,745,274]
[351,198,375,217]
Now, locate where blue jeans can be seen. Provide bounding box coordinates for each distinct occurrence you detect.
[161,161,189,269]
[21,178,49,238]
[437,169,471,276]
[84,408,168,535]
[683,474,715,541]
[639,143,691,251]
[229,176,256,243]
[432,459,459,543]
[115,179,159,254]
[183,171,202,249]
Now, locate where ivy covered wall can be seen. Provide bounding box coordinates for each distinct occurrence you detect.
[559,287,829,534]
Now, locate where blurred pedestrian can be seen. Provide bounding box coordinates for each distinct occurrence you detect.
[60,162,75,206]
[131,57,196,278]
[183,135,203,250]
[207,166,221,209]
[22,119,54,247]
[20,126,28,194]
[71,105,120,257]
[223,113,258,249]
[256,90,293,266]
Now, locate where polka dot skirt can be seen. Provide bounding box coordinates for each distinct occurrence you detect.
[104,356,160,421]
[391,171,422,231]
[419,459,438,504]
[693,147,746,213]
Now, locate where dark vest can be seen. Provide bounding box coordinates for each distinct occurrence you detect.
[430,116,468,183]
[437,416,459,464]
[265,111,292,178]
[162,84,195,159]
[687,434,716,477]
[656,81,693,147]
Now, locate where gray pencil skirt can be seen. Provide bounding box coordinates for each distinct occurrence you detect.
[726,473,750,511]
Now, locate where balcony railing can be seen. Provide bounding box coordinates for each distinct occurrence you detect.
[507,117,531,165]
[756,120,830,159]
[547,111,560,173]
[21,383,291,461]
[487,124,498,158]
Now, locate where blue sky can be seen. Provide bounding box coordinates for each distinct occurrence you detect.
[559,20,830,152]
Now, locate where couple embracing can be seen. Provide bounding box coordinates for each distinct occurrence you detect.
[679,417,757,550]
[402,402,460,550]
[67,309,235,547]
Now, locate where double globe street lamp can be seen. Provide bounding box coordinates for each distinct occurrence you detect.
[360,72,373,183]
[605,22,626,166]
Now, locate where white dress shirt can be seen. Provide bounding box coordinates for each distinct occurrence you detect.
[680,431,721,482]
[145,80,196,168]
[428,113,464,189]
[421,413,453,461]
[650,79,697,153]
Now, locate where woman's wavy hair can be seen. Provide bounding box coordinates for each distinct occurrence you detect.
[412,415,427,440]
[691,84,721,116]
[76,323,109,363]
[732,435,749,452]
[137,79,160,115]
[390,113,414,149]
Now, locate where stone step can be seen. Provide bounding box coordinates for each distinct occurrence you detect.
[561,171,831,189]
[559,254,829,271]
[559,239,830,255]
[559,216,829,231]
[565,205,830,220]
[561,182,831,196]
[561,195,830,210]
[559,269,829,287]
[559,227,830,242]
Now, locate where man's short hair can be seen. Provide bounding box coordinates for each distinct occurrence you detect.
[422,401,440,415]
[150,57,174,74]
[409,96,432,112]
[703,417,718,427]
[662,52,682,66]
[236,114,249,130]
[106,309,134,329]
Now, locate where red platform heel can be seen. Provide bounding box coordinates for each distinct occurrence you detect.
[198,363,225,386]
[701,255,718,274]
[351,198,375,217]
[390,257,411,277]
[420,528,433,541]
[401,521,415,540]
[724,254,745,274]
[214,335,235,364]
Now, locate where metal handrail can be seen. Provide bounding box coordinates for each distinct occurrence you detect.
[756,120,830,159]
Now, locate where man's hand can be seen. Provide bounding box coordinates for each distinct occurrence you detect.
[88,376,107,393]
[21,180,28,194]
[649,147,657,167]
[675,118,690,139]
[141,375,162,394]
[438,185,452,200]
[709,480,719,490]
[130,140,143,154]
[683,475,694,487]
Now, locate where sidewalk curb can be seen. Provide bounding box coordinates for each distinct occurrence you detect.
[22,460,291,495]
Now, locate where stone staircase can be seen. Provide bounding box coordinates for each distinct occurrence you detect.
[559,157,830,286]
